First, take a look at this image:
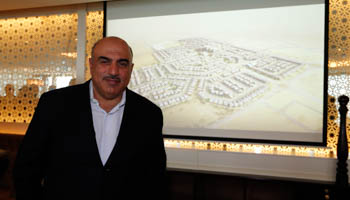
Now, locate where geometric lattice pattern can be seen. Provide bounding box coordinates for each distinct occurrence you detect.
[85,10,104,81]
[327,95,350,149]
[0,7,103,124]
[0,13,78,96]
[329,0,350,67]
[0,84,38,123]
[328,74,350,95]
[328,0,350,150]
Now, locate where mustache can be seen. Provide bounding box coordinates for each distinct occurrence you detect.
[103,75,121,82]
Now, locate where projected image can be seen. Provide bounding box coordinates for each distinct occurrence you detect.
[108,3,325,141]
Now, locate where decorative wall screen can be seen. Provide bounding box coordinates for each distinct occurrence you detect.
[0,13,78,97]
[85,9,104,80]
[327,0,350,149]
[0,4,104,123]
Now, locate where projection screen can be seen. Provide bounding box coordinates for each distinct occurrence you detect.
[106,0,327,144]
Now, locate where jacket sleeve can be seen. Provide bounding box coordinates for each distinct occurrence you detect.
[13,93,52,200]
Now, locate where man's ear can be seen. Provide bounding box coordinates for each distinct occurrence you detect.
[89,58,93,71]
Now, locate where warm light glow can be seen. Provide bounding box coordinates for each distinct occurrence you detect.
[254,146,262,154]
[61,52,77,58]
[26,79,44,86]
[329,60,350,68]
[164,139,336,158]
[329,62,338,68]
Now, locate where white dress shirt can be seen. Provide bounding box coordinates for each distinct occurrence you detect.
[89,81,126,165]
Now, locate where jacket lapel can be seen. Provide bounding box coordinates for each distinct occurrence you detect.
[78,80,103,167]
[104,88,135,167]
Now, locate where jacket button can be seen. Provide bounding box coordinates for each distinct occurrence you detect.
[105,168,111,172]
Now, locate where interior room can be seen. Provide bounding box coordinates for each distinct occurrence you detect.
[0,0,349,200]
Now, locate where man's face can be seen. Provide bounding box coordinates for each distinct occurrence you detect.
[89,37,134,101]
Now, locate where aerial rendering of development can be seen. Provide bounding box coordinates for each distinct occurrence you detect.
[128,38,323,136]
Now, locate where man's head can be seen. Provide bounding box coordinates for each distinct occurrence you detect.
[89,37,134,102]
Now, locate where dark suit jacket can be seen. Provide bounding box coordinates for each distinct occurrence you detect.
[13,80,167,200]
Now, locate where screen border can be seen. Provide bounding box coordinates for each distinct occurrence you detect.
[103,0,329,146]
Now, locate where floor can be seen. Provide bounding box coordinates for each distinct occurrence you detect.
[0,187,13,200]
[0,172,14,200]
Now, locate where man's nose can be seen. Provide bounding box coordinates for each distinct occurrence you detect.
[108,63,119,75]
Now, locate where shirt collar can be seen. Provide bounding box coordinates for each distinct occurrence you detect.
[89,81,126,113]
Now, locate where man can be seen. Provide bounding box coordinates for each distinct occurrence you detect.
[13,37,167,200]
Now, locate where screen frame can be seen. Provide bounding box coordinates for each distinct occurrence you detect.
[103,0,329,146]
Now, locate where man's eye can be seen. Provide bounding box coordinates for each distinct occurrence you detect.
[118,61,129,67]
[100,60,109,64]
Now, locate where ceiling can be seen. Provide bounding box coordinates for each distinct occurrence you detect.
[0,0,106,12]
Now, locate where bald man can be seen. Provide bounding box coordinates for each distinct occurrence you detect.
[13,37,167,200]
